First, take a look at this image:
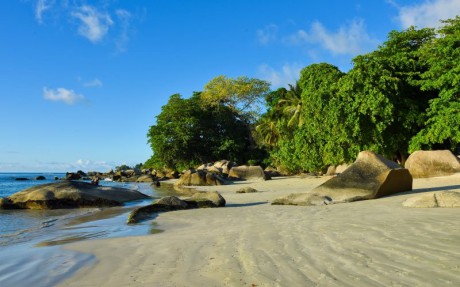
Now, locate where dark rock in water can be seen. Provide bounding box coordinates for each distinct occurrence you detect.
[0,198,19,209]
[127,191,226,223]
[54,176,59,180]
[76,170,87,177]
[0,181,150,210]
[15,178,29,181]
[273,151,412,206]
[35,176,46,180]
[65,172,81,180]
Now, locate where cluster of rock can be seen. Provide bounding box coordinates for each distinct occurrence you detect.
[174,160,271,187]
[273,151,413,206]
[66,168,180,183]
[0,181,150,210]
[127,191,226,223]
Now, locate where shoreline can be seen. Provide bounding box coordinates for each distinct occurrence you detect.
[0,182,166,287]
[59,174,460,286]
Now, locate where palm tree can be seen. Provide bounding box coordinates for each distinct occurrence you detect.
[277,81,303,128]
[255,118,280,147]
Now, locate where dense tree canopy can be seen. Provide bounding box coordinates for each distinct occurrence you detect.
[145,93,252,170]
[145,17,459,173]
[201,75,270,123]
[409,17,460,152]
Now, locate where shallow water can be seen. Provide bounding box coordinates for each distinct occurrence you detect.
[0,173,174,247]
[0,173,178,286]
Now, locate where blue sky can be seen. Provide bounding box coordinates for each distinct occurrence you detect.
[1,0,459,172]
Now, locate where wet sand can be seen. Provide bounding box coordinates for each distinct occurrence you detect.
[60,174,460,287]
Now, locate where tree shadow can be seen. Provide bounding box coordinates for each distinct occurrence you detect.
[226,202,268,208]
[388,184,460,198]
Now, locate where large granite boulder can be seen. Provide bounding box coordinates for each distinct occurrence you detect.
[214,160,237,175]
[174,169,224,186]
[405,150,460,178]
[136,174,155,183]
[228,165,269,181]
[184,191,226,208]
[273,151,413,206]
[0,181,150,210]
[127,192,226,223]
[403,191,460,208]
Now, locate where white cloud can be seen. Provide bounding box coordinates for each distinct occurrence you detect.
[395,0,460,28]
[71,5,113,42]
[286,19,379,56]
[74,159,114,171]
[35,0,54,24]
[115,9,132,52]
[257,24,279,45]
[0,160,116,172]
[258,63,303,88]
[84,78,103,88]
[43,87,85,104]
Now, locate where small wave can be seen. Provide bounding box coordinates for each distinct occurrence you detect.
[0,228,33,238]
[41,218,58,228]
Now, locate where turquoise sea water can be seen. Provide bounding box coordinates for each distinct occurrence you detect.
[0,173,172,247]
[0,173,179,286]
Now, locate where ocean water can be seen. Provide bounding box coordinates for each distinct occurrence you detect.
[0,173,181,286]
[0,173,174,247]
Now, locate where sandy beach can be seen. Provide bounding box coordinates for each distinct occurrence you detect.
[60,174,460,287]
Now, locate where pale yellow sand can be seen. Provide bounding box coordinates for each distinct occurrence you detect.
[61,174,460,287]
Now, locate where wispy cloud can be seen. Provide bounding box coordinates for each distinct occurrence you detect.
[84,78,103,88]
[258,63,303,88]
[32,2,136,51]
[393,0,460,28]
[0,160,116,172]
[286,19,379,56]
[71,5,113,43]
[115,9,132,52]
[43,87,85,104]
[74,159,114,171]
[257,24,279,45]
[35,0,54,24]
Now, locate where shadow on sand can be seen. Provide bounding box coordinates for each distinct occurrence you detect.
[387,184,460,198]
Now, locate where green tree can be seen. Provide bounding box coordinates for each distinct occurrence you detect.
[277,81,303,128]
[269,63,345,173]
[146,93,251,170]
[336,26,435,163]
[201,75,270,123]
[409,17,460,152]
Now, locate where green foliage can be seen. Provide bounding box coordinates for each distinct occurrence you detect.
[258,25,440,172]
[336,27,435,162]
[115,164,132,171]
[144,17,459,173]
[201,75,270,123]
[409,17,460,152]
[146,92,252,170]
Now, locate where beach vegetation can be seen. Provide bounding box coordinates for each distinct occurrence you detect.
[145,17,459,173]
[145,92,261,170]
